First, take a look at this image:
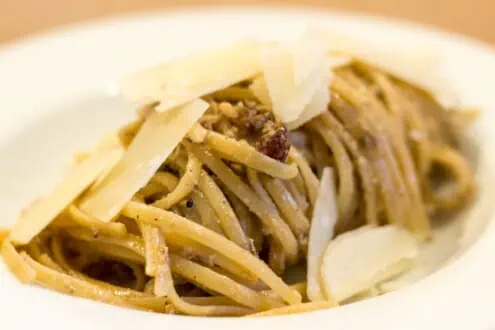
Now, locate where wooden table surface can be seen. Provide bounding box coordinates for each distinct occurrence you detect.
[1,0,493,45]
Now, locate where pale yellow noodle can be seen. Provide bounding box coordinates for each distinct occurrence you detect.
[148,227,255,317]
[0,230,8,245]
[248,301,336,317]
[137,182,167,199]
[289,147,319,208]
[246,168,279,212]
[187,142,299,263]
[309,120,358,224]
[283,180,309,215]
[262,176,310,241]
[1,240,36,284]
[67,205,127,237]
[319,111,378,226]
[190,189,225,235]
[197,169,251,251]
[209,87,258,102]
[223,188,264,254]
[205,130,298,180]
[122,201,302,305]
[170,254,283,311]
[21,252,168,312]
[268,239,286,276]
[153,153,201,209]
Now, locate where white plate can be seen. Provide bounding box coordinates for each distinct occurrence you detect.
[1,6,495,330]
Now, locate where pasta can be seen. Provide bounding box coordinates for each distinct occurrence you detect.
[1,40,476,318]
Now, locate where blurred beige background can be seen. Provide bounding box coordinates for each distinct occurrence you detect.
[1,0,493,45]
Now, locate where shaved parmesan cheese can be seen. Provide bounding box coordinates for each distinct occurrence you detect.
[377,265,426,293]
[80,99,209,222]
[286,70,331,130]
[260,37,329,123]
[249,76,271,106]
[321,225,418,302]
[306,168,338,302]
[121,40,262,112]
[10,148,122,245]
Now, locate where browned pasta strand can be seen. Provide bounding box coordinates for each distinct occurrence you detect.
[268,239,286,276]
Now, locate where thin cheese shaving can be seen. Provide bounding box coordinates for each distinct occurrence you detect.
[249,76,271,106]
[80,99,209,222]
[9,148,121,245]
[260,38,329,123]
[321,225,418,302]
[306,168,338,302]
[286,68,331,130]
[121,40,262,112]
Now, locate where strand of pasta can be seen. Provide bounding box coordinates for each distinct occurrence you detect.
[196,169,252,251]
[21,251,169,312]
[153,228,254,316]
[190,189,225,234]
[0,229,8,245]
[261,175,310,245]
[245,168,288,273]
[153,153,201,209]
[208,87,259,102]
[187,142,299,263]
[337,69,420,233]
[332,75,410,228]
[289,147,319,208]
[310,131,331,178]
[247,301,336,317]
[67,205,127,237]
[308,120,358,224]
[427,144,475,210]
[319,111,378,226]
[283,180,309,215]
[1,240,36,283]
[170,254,284,311]
[121,201,302,305]
[268,238,286,276]
[205,130,298,180]
[50,235,147,293]
[223,188,264,254]
[246,168,279,212]
[66,225,257,283]
[365,69,430,236]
